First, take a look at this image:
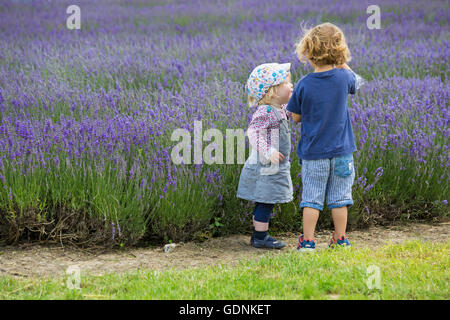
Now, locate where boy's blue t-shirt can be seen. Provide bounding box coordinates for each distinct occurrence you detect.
[286,68,357,160]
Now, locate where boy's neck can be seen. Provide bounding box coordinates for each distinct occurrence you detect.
[313,64,335,73]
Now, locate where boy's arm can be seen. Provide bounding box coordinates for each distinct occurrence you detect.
[336,63,366,91]
[284,107,301,123]
[286,85,302,123]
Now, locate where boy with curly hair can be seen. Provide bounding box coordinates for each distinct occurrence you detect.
[287,22,363,251]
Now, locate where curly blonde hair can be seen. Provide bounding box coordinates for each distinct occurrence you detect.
[295,22,351,67]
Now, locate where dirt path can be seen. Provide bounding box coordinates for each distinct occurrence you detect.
[0,222,448,278]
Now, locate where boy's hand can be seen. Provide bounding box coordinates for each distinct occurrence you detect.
[270,151,285,164]
[290,112,301,123]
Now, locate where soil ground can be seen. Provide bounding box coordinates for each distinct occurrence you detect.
[0,221,448,279]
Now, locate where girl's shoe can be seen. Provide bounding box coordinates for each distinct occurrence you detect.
[250,234,286,249]
[296,234,316,252]
[329,233,351,248]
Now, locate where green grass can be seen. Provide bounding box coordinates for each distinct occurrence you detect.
[0,240,448,299]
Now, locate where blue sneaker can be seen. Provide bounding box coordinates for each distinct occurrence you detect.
[250,234,286,249]
[297,234,316,252]
[329,233,351,248]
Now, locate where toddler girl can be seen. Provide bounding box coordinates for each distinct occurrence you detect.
[237,63,294,249]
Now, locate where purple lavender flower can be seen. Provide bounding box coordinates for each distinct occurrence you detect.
[112,222,116,240]
[0,0,446,245]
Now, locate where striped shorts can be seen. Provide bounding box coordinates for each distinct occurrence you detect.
[300,153,356,211]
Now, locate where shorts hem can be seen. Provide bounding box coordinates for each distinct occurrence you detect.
[300,202,323,211]
[328,201,353,209]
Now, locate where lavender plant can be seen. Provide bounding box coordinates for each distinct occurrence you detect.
[0,0,448,245]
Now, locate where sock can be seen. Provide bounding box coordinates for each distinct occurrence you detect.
[253,229,268,240]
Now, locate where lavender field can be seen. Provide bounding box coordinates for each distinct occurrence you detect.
[0,0,448,247]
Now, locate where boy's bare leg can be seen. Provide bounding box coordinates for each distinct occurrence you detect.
[253,217,269,232]
[302,207,320,240]
[331,206,348,240]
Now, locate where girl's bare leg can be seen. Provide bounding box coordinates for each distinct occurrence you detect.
[253,217,269,232]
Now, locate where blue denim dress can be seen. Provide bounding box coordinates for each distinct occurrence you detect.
[237,106,293,204]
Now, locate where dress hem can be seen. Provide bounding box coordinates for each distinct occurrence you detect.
[236,194,294,204]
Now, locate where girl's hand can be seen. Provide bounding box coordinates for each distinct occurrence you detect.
[270,151,285,164]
